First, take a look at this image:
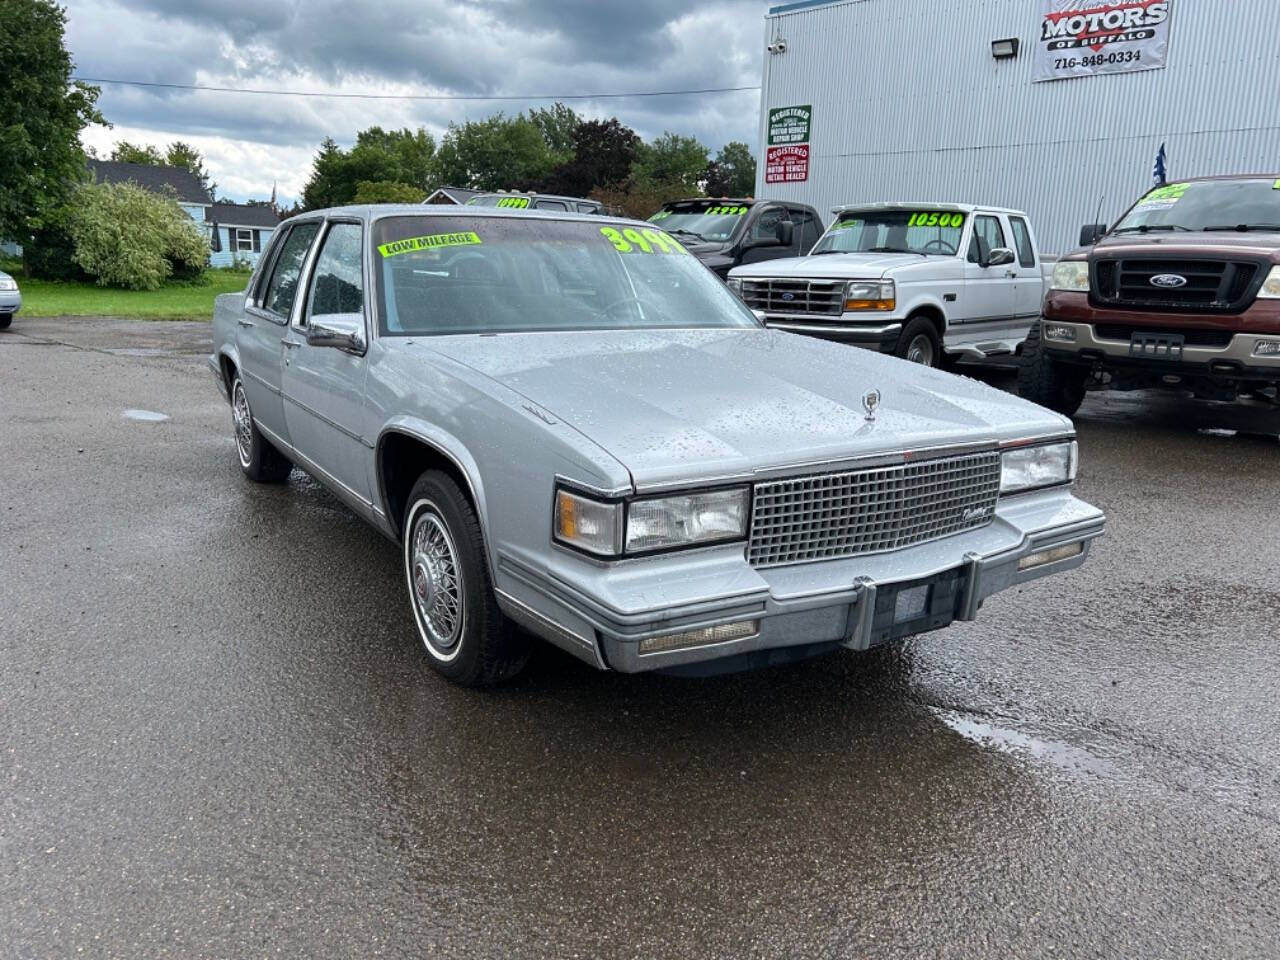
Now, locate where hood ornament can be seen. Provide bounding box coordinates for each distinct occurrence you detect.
[862,389,882,422]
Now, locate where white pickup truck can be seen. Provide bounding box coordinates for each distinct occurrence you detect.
[727,202,1048,368]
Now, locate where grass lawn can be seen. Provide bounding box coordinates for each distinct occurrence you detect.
[2,262,252,320]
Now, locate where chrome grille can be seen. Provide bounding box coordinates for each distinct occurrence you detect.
[740,278,844,317]
[747,451,1002,568]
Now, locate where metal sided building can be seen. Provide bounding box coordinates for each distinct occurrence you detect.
[755,0,1280,254]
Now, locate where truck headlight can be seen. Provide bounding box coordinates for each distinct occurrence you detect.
[626,487,750,554]
[726,277,743,294]
[1000,441,1078,495]
[1049,261,1090,293]
[845,279,895,312]
[1259,265,1280,299]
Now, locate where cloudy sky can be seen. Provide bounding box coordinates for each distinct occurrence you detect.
[64,0,770,205]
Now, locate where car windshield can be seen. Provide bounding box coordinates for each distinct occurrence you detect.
[810,210,967,256]
[648,202,751,243]
[1112,179,1280,233]
[373,215,760,336]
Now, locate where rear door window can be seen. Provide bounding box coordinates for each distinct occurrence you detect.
[1008,216,1037,267]
[263,222,321,319]
[534,199,569,211]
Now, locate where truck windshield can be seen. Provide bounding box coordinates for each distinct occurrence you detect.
[648,202,750,243]
[810,210,967,257]
[1112,179,1280,233]
[372,216,760,336]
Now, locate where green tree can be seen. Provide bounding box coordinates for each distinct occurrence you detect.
[634,133,709,192]
[67,181,209,290]
[525,103,580,160]
[165,141,216,198]
[352,180,427,205]
[110,141,164,165]
[300,128,436,210]
[705,142,756,198]
[0,0,103,244]
[432,114,559,191]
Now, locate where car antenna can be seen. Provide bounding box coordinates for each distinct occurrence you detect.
[1091,193,1107,244]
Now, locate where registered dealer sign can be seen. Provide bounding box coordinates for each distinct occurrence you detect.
[1033,0,1173,83]
[766,105,812,184]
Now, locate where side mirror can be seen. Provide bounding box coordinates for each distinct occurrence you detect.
[984,247,1016,268]
[306,313,367,355]
[775,220,795,247]
[1079,223,1108,246]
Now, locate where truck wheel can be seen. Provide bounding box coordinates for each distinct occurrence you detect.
[403,471,530,687]
[0,314,11,330]
[895,316,941,367]
[1017,322,1086,417]
[231,375,293,483]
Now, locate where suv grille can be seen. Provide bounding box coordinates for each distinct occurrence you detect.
[1092,258,1262,313]
[740,279,844,317]
[747,451,1002,569]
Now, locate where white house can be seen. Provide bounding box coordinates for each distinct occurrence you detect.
[205,202,281,268]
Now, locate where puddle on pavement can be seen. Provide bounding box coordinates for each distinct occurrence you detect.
[935,709,1117,778]
[123,409,170,423]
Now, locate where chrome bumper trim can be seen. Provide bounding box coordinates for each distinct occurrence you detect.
[1044,321,1280,367]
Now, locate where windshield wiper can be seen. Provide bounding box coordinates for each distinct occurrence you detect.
[1112,224,1192,234]
[808,249,845,256]
[667,228,707,241]
[1204,224,1280,232]
[868,246,925,256]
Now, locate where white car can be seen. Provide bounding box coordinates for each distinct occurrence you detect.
[0,270,20,329]
[728,203,1047,368]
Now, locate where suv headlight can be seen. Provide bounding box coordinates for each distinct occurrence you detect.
[845,279,895,312]
[1049,261,1090,293]
[554,486,750,557]
[1000,441,1078,495]
[1259,265,1280,299]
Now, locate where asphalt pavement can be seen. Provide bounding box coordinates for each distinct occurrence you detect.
[2,316,1279,959]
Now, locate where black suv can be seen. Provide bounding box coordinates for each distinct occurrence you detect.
[648,198,825,279]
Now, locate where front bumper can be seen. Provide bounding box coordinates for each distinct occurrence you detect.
[1042,320,1280,381]
[494,487,1104,674]
[760,315,901,351]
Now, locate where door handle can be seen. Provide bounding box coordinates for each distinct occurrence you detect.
[282,339,302,349]
[237,318,255,328]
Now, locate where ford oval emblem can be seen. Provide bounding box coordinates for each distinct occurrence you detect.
[1150,273,1188,288]
[781,292,796,302]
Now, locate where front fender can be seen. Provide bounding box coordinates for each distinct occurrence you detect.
[375,416,490,544]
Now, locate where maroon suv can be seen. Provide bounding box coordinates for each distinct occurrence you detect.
[1019,176,1280,415]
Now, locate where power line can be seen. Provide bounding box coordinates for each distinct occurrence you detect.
[72,77,761,102]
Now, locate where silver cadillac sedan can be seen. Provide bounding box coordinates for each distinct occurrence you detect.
[210,206,1104,686]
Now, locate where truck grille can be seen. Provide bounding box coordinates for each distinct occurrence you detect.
[1092,258,1262,313]
[747,451,1002,569]
[739,279,844,317]
[1094,324,1234,348]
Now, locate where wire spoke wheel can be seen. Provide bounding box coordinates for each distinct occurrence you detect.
[232,382,253,467]
[410,508,465,655]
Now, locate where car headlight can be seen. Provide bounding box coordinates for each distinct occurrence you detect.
[0,277,17,291]
[845,279,895,312]
[726,277,743,294]
[1000,441,1078,495]
[626,487,749,554]
[1049,261,1090,293]
[554,485,750,557]
[1259,265,1280,299]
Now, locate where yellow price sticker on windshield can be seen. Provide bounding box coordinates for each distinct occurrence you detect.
[495,197,530,209]
[907,212,965,228]
[1274,179,1280,190]
[378,232,482,258]
[1139,183,1190,206]
[706,205,748,216]
[601,226,688,255]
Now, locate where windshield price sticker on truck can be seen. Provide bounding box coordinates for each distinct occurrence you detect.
[1138,182,1190,209]
[600,226,688,255]
[378,232,483,258]
[907,212,966,228]
[706,206,748,216]
[495,197,531,208]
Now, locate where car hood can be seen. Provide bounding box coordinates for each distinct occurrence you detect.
[730,252,934,280]
[423,329,1068,490]
[1077,231,1280,260]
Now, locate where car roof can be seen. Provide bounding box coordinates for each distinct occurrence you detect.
[830,201,1029,217]
[278,204,649,231]
[1153,174,1280,185]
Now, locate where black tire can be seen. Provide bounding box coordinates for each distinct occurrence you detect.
[402,471,530,686]
[230,374,293,483]
[0,314,12,330]
[894,316,942,367]
[1017,321,1087,417]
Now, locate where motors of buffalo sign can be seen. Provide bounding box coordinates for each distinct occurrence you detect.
[1033,0,1173,83]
